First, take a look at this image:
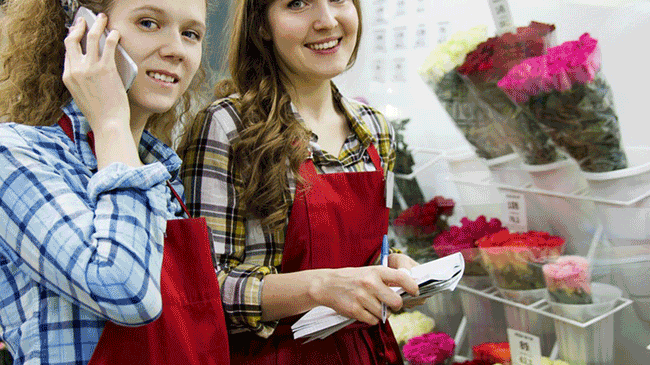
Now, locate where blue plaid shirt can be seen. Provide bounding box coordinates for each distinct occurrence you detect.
[0,101,184,364]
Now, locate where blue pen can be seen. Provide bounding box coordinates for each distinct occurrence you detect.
[380,235,389,323]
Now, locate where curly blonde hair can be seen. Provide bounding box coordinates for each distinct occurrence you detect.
[0,0,208,146]
[178,0,363,232]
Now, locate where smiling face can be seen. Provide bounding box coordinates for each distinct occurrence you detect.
[106,0,206,118]
[265,0,359,84]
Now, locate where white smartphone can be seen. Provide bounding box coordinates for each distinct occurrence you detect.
[73,7,138,90]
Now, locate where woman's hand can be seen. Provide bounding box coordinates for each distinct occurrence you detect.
[388,253,426,308]
[62,14,130,137]
[307,266,419,326]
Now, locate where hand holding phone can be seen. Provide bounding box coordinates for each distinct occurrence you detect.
[73,7,138,90]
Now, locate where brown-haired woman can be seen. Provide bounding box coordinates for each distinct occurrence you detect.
[0,0,229,364]
[179,0,422,364]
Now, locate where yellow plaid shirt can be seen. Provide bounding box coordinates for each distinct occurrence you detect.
[181,85,397,338]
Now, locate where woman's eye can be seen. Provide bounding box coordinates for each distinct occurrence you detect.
[138,19,159,30]
[288,0,306,9]
[183,30,202,41]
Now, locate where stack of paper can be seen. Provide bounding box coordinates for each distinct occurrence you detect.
[291,252,465,342]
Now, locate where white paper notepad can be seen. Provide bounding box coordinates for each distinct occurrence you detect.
[291,252,465,342]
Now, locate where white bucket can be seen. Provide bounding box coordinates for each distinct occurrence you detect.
[459,290,508,350]
[521,158,599,256]
[582,147,650,246]
[548,283,622,365]
[484,153,552,233]
[446,148,504,220]
[422,291,464,336]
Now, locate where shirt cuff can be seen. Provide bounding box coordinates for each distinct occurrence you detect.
[87,162,171,202]
[219,264,279,338]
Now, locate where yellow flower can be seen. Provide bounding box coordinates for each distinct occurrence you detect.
[387,310,435,344]
[418,25,489,85]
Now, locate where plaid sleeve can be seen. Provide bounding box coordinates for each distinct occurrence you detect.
[181,100,280,337]
[0,125,171,325]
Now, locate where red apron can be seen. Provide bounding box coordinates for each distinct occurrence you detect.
[57,116,230,365]
[230,144,402,365]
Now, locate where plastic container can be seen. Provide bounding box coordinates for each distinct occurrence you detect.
[548,283,623,365]
[582,147,650,246]
[484,153,552,233]
[445,148,504,220]
[422,291,464,336]
[521,158,599,256]
[459,290,508,350]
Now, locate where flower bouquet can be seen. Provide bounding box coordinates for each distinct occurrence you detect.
[388,310,436,345]
[477,230,565,291]
[498,33,627,172]
[419,26,514,160]
[542,256,593,305]
[472,342,511,365]
[403,331,455,365]
[457,22,565,165]
[433,215,505,277]
[392,196,455,263]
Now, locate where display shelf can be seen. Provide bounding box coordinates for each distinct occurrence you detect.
[449,175,650,207]
[455,284,633,329]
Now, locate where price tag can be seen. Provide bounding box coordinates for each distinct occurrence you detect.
[395,0,406,17]
[373,28,387,53]
[507,329,542,365]
[392,57,407,83]
[414,24,427,48]
[416,0,426,14]
[373,0,387,25]
[372,58,386,83]
[393,26,407,50]
[504,192,527,232]
[385,171,394,209]
[488,0,515,35]
[437,21,450,44]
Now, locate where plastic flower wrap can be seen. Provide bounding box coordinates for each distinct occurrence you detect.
[458,22,565,165]
[419,26,513,160]
[392,196,455,263]
[472,342,511,365]
[388,310,436,345]
[403,331,455,365]
[433,215,505,276]
[542,255,593,305]
[478,230,565,290]
[498,33,627,172]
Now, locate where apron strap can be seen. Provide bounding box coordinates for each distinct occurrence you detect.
[57,115,191,218]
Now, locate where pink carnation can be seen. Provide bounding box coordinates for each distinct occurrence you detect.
[403,332,455,365]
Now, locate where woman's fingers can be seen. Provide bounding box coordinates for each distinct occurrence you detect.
[63,18,85,61]
[378,266,419,298]
[100,30,120,69]
[85,13,108,62]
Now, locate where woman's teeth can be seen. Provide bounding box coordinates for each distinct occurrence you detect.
[308,39,339,51]
[147,71,177,83]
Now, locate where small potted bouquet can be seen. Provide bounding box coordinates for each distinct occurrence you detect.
[457,22,565,166]
[497,33,627,172]
[543,255,593,305]
[392,196,455,263]
[477,230,565,296]
[403,332,456,365]
[433,215,505,281]
[472,342,511,365]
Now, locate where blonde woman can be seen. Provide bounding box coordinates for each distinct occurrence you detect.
[0,0,229,364]
[179,0,422,364]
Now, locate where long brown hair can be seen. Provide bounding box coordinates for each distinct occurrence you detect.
[0,0,208,146]
[178,0,363,232]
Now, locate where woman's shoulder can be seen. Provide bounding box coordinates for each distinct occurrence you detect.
[200,95,244,138]
[0,122,62,149]
[339,95,393,138]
